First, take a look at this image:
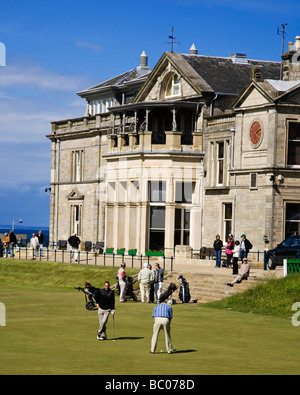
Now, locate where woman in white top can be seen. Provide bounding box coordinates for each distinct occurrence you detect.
[232,240,241,275]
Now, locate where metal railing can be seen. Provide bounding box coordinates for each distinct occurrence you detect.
[3,245,175,272]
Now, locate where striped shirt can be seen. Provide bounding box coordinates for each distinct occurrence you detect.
[152,303,173,319]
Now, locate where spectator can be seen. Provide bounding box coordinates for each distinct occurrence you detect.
[3,233,10,258]
[9,230,17,258]
[232,240,241,275]
[117,263,127,303]
[154,263,164,302]
[37,230,44,258]
[240,234,253,261]
[0,238,3,258]
[30,233,39,260]
[227,258,250,287]
[213,235,223,268]
[225,236,234,268]
[68,233,81,262]
[138,263,154,303]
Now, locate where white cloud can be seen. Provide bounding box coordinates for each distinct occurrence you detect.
[0,60,91,91]
[75,40,103,52]
[0,57,93,188]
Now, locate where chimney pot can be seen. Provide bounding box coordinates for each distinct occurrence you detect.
[140,51,148,67]
[289,41,295,52]
[189,44,198,55]
[295,36,300,52]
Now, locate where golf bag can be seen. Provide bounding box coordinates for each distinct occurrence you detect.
[177,275,191,303]
[159,283,178,303]
[116,276,138,302]
[75,287,97,311]
[125,276,138,302]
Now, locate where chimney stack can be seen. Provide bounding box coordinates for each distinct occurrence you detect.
[282,35,300,81]
[251,66,263,82]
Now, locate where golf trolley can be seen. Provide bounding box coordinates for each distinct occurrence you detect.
[74,287,97,311]
[177,275,191,303]
[159,274,191,304]
[115,276,138,302]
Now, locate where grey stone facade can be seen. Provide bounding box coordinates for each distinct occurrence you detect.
[47,42,300,255]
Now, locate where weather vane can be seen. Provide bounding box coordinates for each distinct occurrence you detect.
[277,23,288,80]
[166,27,180,53]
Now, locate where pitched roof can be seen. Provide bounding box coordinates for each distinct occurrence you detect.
[77,67,151,99]
[180,54,281,95]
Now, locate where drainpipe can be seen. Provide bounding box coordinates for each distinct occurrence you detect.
[199,160,205,249]
[232,194,236,239]
[210,94,218,117]
[231,127,236,238]
[55,139,61,246]
[231,126,235,170]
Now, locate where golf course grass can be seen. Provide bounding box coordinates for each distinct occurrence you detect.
[0,260,300,375]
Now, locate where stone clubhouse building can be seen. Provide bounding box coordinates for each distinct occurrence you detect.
[47,37,300,256]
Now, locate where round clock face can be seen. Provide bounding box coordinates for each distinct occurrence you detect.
[250,122,262,147]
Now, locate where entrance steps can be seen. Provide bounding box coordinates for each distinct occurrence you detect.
[164,272,260,304]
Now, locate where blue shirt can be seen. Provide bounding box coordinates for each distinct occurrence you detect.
[152,303,173,319]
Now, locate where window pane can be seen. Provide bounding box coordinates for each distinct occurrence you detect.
[218,142,224,159]
[183,230,190,245]
[149,231,165,251]
[285,203,300,238]
[286,204,300,221]
[175,209,181,230]
[218,160,224,185]
[288,142,300,165]
[150,206,165,229]
[150,182,166,202]
[184,209,190,230]
[289,123,300,140]
[174,230,181,246]
[175,182,193,203]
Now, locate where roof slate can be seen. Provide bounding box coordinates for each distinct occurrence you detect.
[180,54,281,94]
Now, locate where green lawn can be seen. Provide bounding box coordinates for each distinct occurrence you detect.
[0,260,300,375]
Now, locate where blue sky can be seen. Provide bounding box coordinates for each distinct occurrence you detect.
[0,0,300,227]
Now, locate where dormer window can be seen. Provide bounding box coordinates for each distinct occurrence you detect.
[166,75,181,98]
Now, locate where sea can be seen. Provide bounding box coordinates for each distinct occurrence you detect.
[0,225,50,247]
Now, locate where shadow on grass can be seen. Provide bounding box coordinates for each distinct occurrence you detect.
[114,337,145,340]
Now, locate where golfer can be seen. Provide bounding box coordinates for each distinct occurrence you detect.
[92,281,115,341]
[150,301,174,354]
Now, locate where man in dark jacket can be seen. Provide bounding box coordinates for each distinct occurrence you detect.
[213,235,223,268]
[9,230,17,258]
[68,233,81,262]
[240,234,253,261]
[86,281,115,341]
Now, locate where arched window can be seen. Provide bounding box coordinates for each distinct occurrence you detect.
[166,74,181,97]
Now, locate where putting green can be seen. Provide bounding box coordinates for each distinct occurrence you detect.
[0,285,299,375]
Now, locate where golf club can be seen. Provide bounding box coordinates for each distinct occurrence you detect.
[112,313,116,342]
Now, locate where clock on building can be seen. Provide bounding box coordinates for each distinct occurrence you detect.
[250,121,263,147]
